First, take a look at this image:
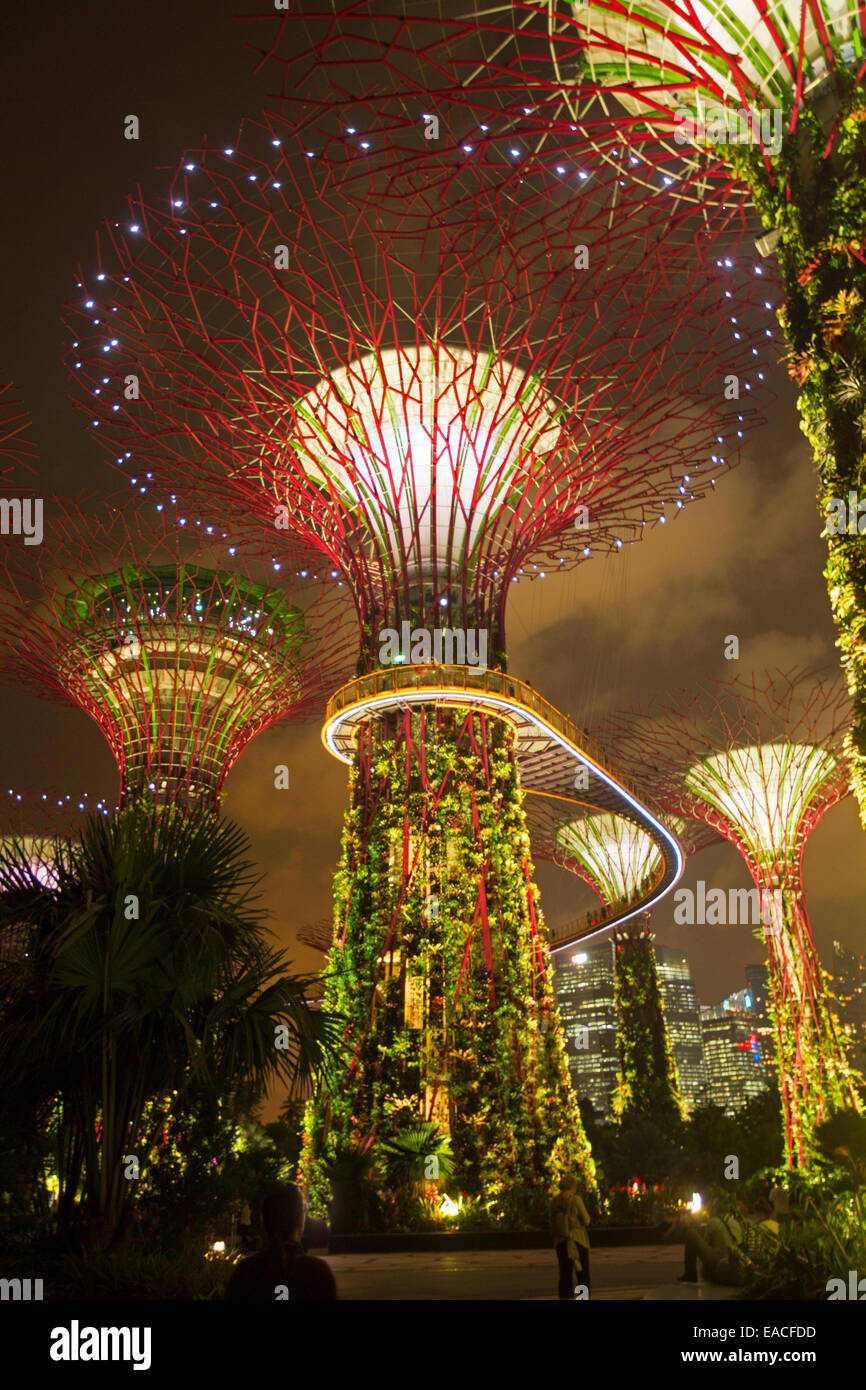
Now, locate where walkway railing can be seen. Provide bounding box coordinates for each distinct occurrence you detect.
[326,664,640,800]
[323,664,683,947]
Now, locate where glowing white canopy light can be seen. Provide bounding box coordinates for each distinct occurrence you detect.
[574,0,861,115]
[685,742,837,863]
[557,812,663,904]
[293,345,565,582]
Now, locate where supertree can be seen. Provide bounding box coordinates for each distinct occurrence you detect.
[552,815,686,1128]
[0,495,353,812]
[603,668,860,1167]
[267,0,866,827]
[608,922,684,1130]
[526,793,718,942]
[61,123,770,1212]
[529,804,720,1124]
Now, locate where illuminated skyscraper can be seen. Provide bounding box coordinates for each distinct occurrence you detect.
[653,945,707,1113]
[553,943,619,1119]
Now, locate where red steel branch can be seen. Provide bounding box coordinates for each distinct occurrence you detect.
[0,379,38,481]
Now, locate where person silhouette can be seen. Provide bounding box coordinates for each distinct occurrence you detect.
[550,1174,591,1299]
[225,1184,336,1301]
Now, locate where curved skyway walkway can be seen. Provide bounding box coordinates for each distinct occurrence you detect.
[323,665,682,949]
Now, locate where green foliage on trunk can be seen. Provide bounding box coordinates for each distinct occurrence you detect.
[610,930,685,1135]
[732,77,866,822]
[302,708,595,1223]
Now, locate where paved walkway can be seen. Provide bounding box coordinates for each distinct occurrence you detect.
[317,1243,738,1300]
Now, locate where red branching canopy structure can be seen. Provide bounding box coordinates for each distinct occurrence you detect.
[253,3,866,840]
[0,378,38,482]
[253,1,864,192]
[0,496,354,810]
[65,118,770,668]
[601,667,860,1166]
[250,1,759,214]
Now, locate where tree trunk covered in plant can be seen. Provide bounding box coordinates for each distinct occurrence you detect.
[610,924,685,1133]
[301,706,595,1219]
[733,80,866,820]
[754,882,859,1169]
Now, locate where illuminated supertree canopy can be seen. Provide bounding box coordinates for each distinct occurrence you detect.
[253,0,757,219]
[60,116,773,1214]
[278,0,861,152]
[0,496,353,811]
[556,811,665,908]
[603,668,861,1167]
[65,119,770,667]
[526,794,717,944]
[272,1,866,830]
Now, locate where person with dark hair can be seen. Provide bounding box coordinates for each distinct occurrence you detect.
[225,1184,337,1300]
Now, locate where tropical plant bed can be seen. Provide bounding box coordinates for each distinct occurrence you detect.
[327,1225,666,1253]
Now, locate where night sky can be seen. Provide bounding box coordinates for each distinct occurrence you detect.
[1,1,863,1109]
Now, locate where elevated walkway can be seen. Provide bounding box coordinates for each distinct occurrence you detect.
[322,664,683,948]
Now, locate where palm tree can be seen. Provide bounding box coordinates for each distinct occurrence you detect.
[0,802,339,1251]
[380,1121,455,1193]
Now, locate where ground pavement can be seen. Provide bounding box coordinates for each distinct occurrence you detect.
[315,1244,739,1301]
